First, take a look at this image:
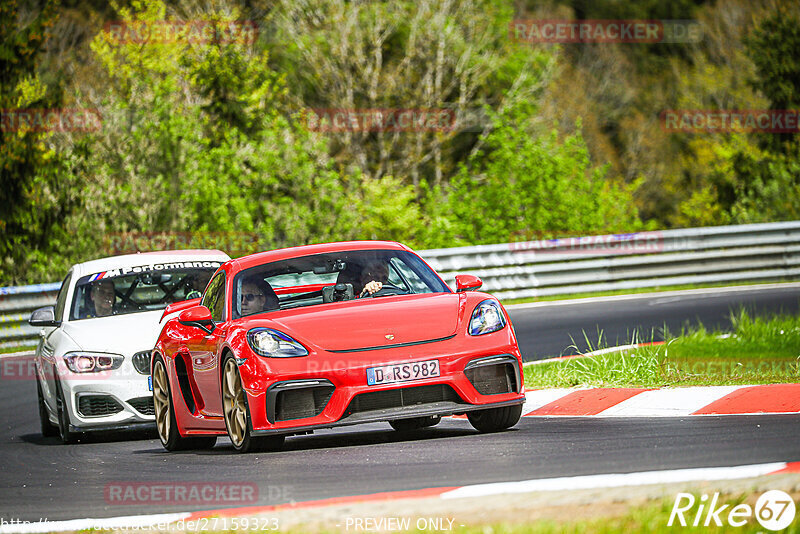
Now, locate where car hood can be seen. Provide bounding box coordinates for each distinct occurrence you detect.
[266,293,461,352]
[60,310,165,355]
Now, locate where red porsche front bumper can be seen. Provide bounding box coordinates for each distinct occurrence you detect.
[236,331,525,435]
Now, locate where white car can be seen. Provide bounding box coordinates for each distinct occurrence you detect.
[29,250,230,443]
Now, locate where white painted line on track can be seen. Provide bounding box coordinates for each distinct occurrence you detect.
[523,341,664,367]
[505,282,800,310]
[439,462,788,499]
[0,512,190,534]
[2,463,795,532]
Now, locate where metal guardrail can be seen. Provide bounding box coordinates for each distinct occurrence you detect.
[424,221,800,299]
[2,221,799,349]
[0,282,61,349]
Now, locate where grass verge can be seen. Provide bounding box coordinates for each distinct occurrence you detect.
[524,309,800,388]
[0,344,36,355]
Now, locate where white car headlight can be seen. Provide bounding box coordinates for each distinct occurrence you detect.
[247,328,308,358]
[63,352,124,373]
[468,300,507,336]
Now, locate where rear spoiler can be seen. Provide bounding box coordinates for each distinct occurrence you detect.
[161,298,201,323]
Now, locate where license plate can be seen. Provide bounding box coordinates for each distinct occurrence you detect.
[148,375,153,391]
[366,359,440,386]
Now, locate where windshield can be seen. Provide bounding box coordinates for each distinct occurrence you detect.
[232,249,450,318]
[70,261,222,320]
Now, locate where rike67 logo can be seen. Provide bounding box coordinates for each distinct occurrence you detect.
[668,490,796,531]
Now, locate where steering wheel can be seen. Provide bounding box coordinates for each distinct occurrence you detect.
[364,283,408,298]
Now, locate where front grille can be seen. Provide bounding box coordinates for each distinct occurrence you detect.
[275,386,334,422]
[128,396,155,415]
[465,362,516,395]
[132,351,152,375]
[344,384,463,416]
[77,395,123,417]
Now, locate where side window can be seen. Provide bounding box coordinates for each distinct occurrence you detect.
[389,257,430,293]
[54,272,72,323]
[201,272,226,322]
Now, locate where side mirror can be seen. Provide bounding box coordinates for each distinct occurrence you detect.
[29,306,59,327]
[455,274,483,293]
[178,306,215,334]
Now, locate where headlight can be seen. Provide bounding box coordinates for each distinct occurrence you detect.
[468,300,507,336]
[63,352,124,373]
[247,328,308,358]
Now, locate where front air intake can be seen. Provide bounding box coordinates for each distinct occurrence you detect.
[267,380,335,423]
[128,396,155,416]
[343,384,463,416]
[464,356,519,395]
[77,395,123,417]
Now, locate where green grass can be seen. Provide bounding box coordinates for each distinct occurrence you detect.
[524,309,800,388]
[0,344,36,355]
[502,279,797,305]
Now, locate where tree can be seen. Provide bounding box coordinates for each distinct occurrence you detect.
[266,0,555,190]
[0,0,81,284]
[423,105,642,247]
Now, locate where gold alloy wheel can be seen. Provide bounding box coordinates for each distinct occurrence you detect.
[152,361,171,443]
[223,358,247,448]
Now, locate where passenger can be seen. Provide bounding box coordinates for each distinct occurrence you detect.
[239,277,280,316]
[89,279,116,317]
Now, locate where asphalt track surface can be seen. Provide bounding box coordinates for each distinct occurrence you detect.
[512,284,800,361]
[1,285,799,522]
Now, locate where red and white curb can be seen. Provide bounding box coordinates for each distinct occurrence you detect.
[2,462,798,533]
[518,383,800,417]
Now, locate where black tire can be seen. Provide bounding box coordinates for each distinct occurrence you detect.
[222,353,285,453]
[389,415,441,431]
[55,381,79,444]
[152,356,216,451]
[37,379,58,438]
[467,404,523,433]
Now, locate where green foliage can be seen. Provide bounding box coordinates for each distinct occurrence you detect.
[425,107,642,247]
[745,10,800,112]
[0,0,80,285]
[5,0,800,285]
[69,0,359,259]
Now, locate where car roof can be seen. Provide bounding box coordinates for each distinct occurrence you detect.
[73,249,231,278]
[231,241,409,271]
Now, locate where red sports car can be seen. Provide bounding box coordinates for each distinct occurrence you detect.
[151,241,525,452]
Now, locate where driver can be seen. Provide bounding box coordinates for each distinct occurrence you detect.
[185,271,212,300]
[89,279,116,317]
[358,260,389,297]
